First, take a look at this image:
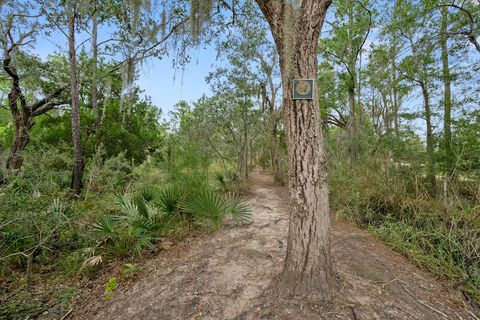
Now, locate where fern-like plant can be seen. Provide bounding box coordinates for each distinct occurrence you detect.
[92,215,117,239]
[157,186,182,215]
[93,190,165,257]
[180,190,227,228]
[213,172,227,192]
[225,193,252,225]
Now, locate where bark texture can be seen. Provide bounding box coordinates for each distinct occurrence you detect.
[68,7,84,196]
[255,0,334,300]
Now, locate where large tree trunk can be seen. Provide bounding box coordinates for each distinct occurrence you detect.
[255,0,334,300]
[68,6,84,196]
[441,3,454,180]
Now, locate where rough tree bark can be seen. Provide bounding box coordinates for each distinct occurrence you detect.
[68,4,84,196]
[255,0,334,300]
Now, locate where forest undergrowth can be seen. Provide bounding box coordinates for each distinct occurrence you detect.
[0,145,251,319]
[328,131,480,307]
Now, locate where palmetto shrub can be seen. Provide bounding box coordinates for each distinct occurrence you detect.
[180,190,251,228]
[92,188,163,257]
[91,171,251,260]
[156,186,183,215]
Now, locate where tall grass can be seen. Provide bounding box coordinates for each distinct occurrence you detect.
[329,136,480,305]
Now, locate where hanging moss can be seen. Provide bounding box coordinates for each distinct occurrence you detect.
[190,0,214,40]
[120,57,135,116]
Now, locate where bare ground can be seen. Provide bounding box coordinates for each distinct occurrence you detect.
[71,171,479,320]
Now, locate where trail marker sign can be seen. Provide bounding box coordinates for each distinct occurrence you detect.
[293,79,314,100]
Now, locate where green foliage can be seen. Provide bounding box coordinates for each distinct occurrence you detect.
[225,193,252,225]
[329,131,480,304]
[181,190,252,228]
[104,277,117,299]
[84,147,133,197]
[212,168,241,193]
[120,263,143,280]
[93,190,163,257]
[181,190,228,228]
[0,194,74,269]
[157,186,183,215]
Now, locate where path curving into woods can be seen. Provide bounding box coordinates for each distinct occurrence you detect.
[71,170,477,320]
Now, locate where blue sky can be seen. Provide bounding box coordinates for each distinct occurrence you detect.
[136,46,216,116]
[33,26,217,118]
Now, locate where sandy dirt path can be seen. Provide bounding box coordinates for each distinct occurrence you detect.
[72,171,478,320]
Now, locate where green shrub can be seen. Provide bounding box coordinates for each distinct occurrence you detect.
[329,147,480,305]
[181,190,251,228]
[181,190,228,228]
[156,186,183,215]
[92,190,164,257]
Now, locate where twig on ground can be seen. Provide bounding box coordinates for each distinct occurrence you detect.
[465,308,480,320]
[60,308,73,320]
[371,278,398,294]
[398,280,449,319]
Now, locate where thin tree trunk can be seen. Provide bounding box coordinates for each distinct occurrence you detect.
[408,37,436,195]
[357,49,362,129]
[91,2,101,137]
[348,85,356,167]
[347,3,357,168]
[7,123,32,171]
[392,34,399,137]
[272,123,283,185]
[68,5,84,196]
[3,49,31,173]
[421,83,436,195]
[441,3,454,180]
[382,92,390,132]
[256,0,334,300]
[268,83,283,184]
[392,71,399,137]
